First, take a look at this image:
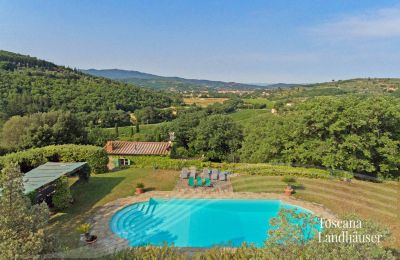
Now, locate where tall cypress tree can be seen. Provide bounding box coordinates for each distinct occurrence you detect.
[135,122,140,133]
[114,123,119,136]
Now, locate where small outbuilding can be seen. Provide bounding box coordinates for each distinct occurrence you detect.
[105,141,172,169]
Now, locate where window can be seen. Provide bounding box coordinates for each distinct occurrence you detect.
[118,158,130,166]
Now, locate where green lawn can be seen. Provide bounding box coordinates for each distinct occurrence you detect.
[231,175,400,248]
[48,168,179,249]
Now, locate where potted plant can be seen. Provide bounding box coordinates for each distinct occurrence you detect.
[282,176,296,196]
[135,182,145,194]
[77,223,97,244]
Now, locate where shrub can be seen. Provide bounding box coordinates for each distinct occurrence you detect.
[136,182,144,189]
[281,176,296,184]
[52,176,72,211]
[0,144,108,174]
[126,156,204,170]
[76,223,91,234]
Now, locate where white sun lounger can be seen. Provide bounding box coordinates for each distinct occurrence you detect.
[219,171,227,181]
[180,168,189,179]
[202,168,211,177]
[211,169,219,180]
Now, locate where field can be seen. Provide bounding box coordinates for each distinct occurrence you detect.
[230,109,271,126]
[48,168,179,249]
[243,98,274,108]
[231,175,400,248]
[183,97,228,107]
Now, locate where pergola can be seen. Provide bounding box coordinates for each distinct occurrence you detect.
[21,162,87,204]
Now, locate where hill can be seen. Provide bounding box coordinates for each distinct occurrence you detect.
[263,78,400,101]
[81,68,268,91]
[0,50,180,124]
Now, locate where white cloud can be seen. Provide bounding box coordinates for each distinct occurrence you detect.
[311,6,400,39]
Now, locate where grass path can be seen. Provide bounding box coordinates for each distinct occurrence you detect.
[48,168,179,250]
[231,175,399,248]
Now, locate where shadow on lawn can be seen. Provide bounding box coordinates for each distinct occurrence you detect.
[144,187,156,192]
[50,176,125,222]
[293,184,305,190]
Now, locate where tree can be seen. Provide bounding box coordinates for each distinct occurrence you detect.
[191,115,243,162]
[136,121,140,133]
[130,126,134,137]
[240,96,400,179]
[1,111,88,150]
[0,163,50,258]
[87,127,117,146]
[114,123,119,136]
[264,209,395,259]
[52,176,72,211]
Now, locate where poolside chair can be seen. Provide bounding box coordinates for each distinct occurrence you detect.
[188,177,195,188]
[219,171,227,181]
[189,170,196,178]
[202,168,211,177]
[196,176,203,187]
[180,168,189,179]
[205,177,212,187]
[211,169,219,180]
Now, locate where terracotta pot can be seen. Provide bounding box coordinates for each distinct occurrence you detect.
[284,186,294,196]
[86,235,97,244]
[135,188,144,194]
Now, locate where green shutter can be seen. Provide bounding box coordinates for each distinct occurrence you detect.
[114,158,120,167]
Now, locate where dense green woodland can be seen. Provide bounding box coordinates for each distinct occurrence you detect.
[0,50,180,125]
[240,96,400,178]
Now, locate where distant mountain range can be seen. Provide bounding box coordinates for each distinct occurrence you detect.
[81,69,299,91]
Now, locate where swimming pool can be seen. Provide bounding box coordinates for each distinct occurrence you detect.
[110,198,316,247]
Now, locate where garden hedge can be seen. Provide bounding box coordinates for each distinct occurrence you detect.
[126,156,351,179]
[0,144,108,174]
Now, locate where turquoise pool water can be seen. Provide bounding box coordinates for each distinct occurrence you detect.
[110,198,316,247]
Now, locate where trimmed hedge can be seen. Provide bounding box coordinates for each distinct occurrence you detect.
[126,156,351,179]
[0,144,108,174]
[126,156,206,170]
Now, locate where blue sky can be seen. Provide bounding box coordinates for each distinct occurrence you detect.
[1,0,400,83]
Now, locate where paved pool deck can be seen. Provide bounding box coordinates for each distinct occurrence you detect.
[63,190,337,257]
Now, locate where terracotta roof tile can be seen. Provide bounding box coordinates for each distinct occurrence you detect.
[105,141,171,155]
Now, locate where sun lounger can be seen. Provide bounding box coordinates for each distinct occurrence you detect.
[180,168,189,179]
[196,176,203,187]
[188,177,195,187]
[211,169,219,180]
[202,168,211,177]
[205,177,211,187]
[219,171,227,181]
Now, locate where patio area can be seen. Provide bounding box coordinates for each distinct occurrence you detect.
[174,167,234,192]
